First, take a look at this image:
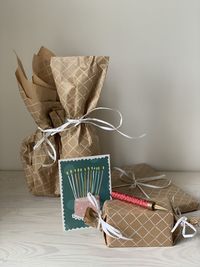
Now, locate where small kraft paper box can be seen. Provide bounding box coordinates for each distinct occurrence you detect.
[102,199,175,248]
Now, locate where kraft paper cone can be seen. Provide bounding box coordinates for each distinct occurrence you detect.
[50,56,109,159]
[16,66,57,102]
[15,55,61,126]
[15,47,63,196]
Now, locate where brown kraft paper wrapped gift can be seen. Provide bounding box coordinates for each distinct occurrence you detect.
[111,163,200,213]
[85,198,175,247]
[50,56,109,159]
[15,47,64,196]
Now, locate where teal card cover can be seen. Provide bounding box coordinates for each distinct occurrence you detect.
[59,154,111,231]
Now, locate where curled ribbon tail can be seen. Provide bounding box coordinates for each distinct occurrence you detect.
[100,218,131,240]
[33,107,146,167]
[85,192,132,240]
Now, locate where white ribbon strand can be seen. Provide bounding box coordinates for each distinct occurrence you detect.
[33,107,146,166]
[34,130,57,167]
[171,216,197,238]
[87,192,132,240]
[113,167,171,199]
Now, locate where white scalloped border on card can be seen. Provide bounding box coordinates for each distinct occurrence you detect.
[59,154,112,232]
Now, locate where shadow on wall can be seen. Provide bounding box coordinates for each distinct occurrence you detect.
[96,84,145,167]
[138,70,193,171]
[96,68,192,170]
[95,98,120,166]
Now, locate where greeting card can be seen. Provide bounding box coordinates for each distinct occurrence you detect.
[59,154,111,231]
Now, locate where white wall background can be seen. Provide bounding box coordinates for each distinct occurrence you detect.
[0,0,200,171]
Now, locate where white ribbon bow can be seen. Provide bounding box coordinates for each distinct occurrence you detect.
[33,107,146,166]
[113,167,171,199]
[171,216,197,238]
[87,192,132,240]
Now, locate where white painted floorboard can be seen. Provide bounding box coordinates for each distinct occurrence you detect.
[0,171,200,267]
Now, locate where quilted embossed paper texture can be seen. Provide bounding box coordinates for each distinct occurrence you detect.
[50,56,109,160]
[103,199,174,247]
[111,163,200,213]
[15,47,63,196]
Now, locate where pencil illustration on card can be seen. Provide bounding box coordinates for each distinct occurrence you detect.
[67,166,104,220]
[59,155,111,231]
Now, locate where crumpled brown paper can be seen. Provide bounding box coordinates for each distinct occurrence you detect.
[15,47,63,196]
[84,207,100,229]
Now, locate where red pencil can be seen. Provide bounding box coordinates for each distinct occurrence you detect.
[111,191,167,211]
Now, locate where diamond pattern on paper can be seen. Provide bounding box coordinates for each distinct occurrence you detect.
[16,48,63,196]
[19,86,62,196]
[103,199,174,247]
[50,56,109,159]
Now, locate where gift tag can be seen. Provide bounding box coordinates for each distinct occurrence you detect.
[59,154,112,231]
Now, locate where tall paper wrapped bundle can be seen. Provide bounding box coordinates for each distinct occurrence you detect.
[50,56,109,159]
[15,49,109,196]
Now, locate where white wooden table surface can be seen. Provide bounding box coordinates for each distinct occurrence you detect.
[0,171,200,267]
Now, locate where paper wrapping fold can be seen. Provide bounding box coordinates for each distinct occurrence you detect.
[112,164,200,213]
[32,47,56,87]
[85,199,175,247]
[15,47,63,196]
[50,56,109,159]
